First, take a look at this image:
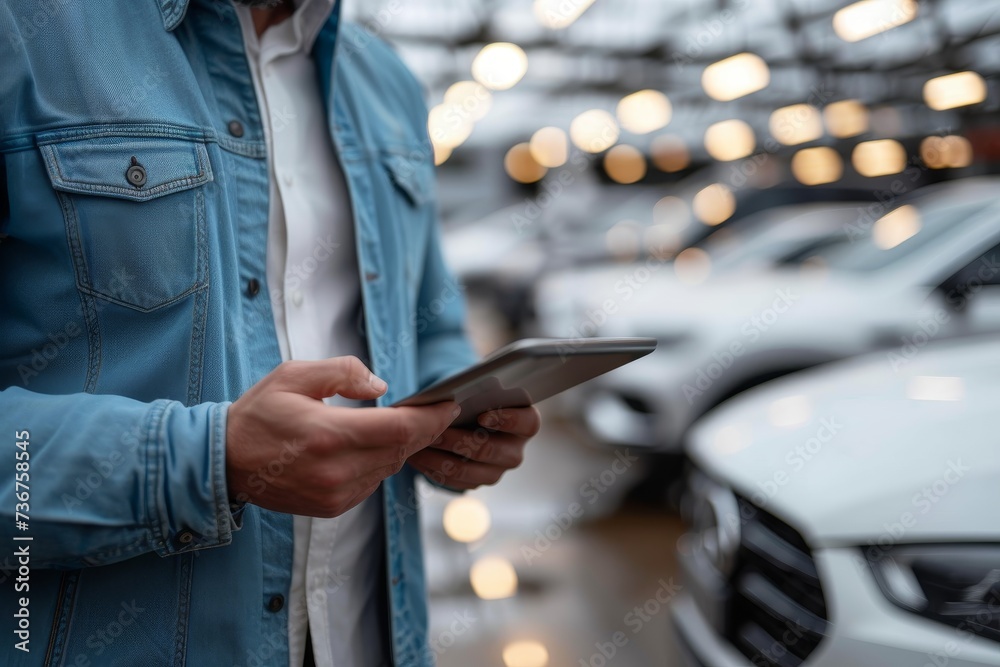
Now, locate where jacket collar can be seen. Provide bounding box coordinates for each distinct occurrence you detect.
[157,0,191,31]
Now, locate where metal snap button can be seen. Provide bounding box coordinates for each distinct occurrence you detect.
[267,594,284,613]
[247,278,260,297]
[176,530,194,545]
[126,156,146,188]
[228,120,245,138]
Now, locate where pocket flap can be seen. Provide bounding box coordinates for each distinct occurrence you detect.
[40,135,213,202]
[380,150,433,207]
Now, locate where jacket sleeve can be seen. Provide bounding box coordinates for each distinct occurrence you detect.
[414,213,478,389]
[0,387,238,569]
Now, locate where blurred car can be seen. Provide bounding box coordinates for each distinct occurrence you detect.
[672,336,1000,666]
[554,177,1000,455]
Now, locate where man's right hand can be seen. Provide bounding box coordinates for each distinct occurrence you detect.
[225,356,459,518]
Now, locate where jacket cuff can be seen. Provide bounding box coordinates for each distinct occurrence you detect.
[147,400,236,556]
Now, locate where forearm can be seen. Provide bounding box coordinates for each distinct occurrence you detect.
[0,387,236,569]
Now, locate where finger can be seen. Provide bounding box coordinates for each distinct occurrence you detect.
[408,449,507,489]
[477,406,541,437]
[429,429,526,468]
[273,356,388,401]
[334,402,461,458]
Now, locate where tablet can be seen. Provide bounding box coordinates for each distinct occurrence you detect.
[393,337,657,427]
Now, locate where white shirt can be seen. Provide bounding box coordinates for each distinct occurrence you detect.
[235,3,389,666]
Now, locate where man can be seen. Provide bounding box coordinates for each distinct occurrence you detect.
[0,0,540,665]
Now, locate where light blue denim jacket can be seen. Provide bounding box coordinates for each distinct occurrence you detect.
[0,1,476,665]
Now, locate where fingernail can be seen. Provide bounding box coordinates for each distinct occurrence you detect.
[479,412,498,428]
[451,403,462,419]
[369,374,387,393]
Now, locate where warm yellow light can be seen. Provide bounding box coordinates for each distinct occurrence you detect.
[769,104,824,146]
[502,641,550,667]
[427,104,474,150]
[534,0,596,29]
[570,109,620,153]
[791,147,844,186]
[444,80,493,122]
[923,71,988,111]
[617,90,672,135]
[823,100,870,138]
[653,195,691,230]
[674,247,712,285]
[529,127,568,168]
[651,135,690,172]
[442,497,491,543]
[644,224,682,259]
[833,0,918,42]
[470,556,518,600]
[921,135,973,169]
[873,205,921,249]
[704,120,756,161]
[693,184,736,225]
[432,142,452,166]
[852,139,907,177]
[605,220,643,260]
[702,53,770,102]
[472,43,528,91]
[604,144,647,184]
[504,143,547,184]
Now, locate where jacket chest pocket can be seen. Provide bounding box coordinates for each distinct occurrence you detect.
[40,134,213,312]
[379,149,433,292]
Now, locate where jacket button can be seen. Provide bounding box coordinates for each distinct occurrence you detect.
[176,530,194,545]
[247,278,260,297]
[267,594,284,613]
[228,120,245,138]
[125,157,146,188]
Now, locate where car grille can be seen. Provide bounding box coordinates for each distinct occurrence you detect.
[724,496,829,666]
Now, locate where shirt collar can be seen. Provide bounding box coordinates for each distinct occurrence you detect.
[158,0,335,50]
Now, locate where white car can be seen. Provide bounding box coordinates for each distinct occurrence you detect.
[672,336,1000,666]
[554,178,1000,454]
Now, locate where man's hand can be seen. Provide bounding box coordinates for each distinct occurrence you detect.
[225,356,460,518]
[407,406,541,491]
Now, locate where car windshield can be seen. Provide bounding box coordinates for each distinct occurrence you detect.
[788,199,994,272]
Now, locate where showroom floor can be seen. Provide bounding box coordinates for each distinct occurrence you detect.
[421,408,685,667]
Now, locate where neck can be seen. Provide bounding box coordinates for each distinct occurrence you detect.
[251,1,294,37]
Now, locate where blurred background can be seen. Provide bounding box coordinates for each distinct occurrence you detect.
[342,1,1000,665]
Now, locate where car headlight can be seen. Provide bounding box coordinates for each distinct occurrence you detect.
[866,545,1000,642]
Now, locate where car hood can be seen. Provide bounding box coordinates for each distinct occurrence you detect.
[687,337,1000,546]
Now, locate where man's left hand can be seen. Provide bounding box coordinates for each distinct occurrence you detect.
[407,406,541,491]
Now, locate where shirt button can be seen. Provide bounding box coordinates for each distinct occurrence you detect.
[266,595,285,613]
[228,120,245,138]
[291,290,304,307]
[247,278,261,297]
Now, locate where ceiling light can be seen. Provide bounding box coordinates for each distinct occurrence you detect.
[791,147,844,185]
[570,109,620,153]
[472,43,528,91]
[923,71,987,111]
[852,139,906,177]
[833,0,918,42]
[702,53,770,102]
[704,119,756,161]
[769,104,824,146]
[617,90,672,135]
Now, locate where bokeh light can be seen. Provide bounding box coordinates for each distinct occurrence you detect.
[472,43,528,91]
[873,205,921,249]
[823,99,870,138]
[502,641,550,667]
[851,139,907,177]
[923,71,988,111]
[693,183,736,225]
[604,144,647,184]
[442,497,491,543]
[444,80,493,122]
[570,109,620,153]
[704,120,756,161]
[470,556,519,600]
[791,147,844,185]
[617,90,672,135]
[674,247,713,285]
[769,104,824,146]
[702,53,771,101]
[921,135,974,169]
[534,0,596,29]
[650,135,690,172]
[529,127,569,168]
[504,143,548,183]
[833,0,918,42]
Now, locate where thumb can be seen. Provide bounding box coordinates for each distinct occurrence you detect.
[273,356,388,401]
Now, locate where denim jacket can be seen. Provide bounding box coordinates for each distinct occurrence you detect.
[0,1,475,665]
